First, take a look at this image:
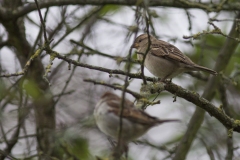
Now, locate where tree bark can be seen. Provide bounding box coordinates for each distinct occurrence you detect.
[0,0,56,159]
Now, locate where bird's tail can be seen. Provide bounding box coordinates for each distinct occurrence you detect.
[194,65,217,75]
[157,119,180,124]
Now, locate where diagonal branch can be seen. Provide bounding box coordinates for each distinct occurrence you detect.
[172,12,240,160]
[40,50,239,133]
[2,41,240,134]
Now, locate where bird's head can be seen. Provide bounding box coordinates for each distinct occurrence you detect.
[131,34,155,49]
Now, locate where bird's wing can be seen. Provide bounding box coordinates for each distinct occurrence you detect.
[105,95,156,125]
[150,40,194,65]
[106,98,135,109]
[109,106,158,126]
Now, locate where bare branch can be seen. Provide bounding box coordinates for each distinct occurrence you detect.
[173,12,240,160]
[83,78,142,99]
[183,22,240,42]
[0,47,44,78]
[34,0,48,41]
[70,40,139,64]
[0,0,240,22]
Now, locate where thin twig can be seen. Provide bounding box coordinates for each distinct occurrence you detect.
[200,138,215,160]
[209,18,240,22]
[114,36,135,160]
[0,150,18,160]
[52,7,103,48]
[53,50,83,106]
[83,79,142,99]
[0,47,44,77]
[70,40,139,64]
[218,83,234,160]
[185,9,193,31]
[140,9,151,85]
[183,22,240,42]
[34,0,48,41]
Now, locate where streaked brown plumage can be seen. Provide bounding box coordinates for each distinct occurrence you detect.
[94,92,179,142]
[131,34,217,80]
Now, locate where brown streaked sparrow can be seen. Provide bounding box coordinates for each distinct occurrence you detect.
[94,92,179,143]
[131,34,217,81]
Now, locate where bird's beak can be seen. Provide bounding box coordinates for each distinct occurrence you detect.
[131,43,139,49]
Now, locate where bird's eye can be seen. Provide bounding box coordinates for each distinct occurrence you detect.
[139,39,142,42]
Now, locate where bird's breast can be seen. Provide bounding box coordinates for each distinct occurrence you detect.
[144,53,184,79]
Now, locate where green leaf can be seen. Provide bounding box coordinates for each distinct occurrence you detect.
[23,80,41,99]
[69,137,89,159]
[99,5,122,16]
[57,131,90,159]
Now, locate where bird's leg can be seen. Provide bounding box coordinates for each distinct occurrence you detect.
[160,76,172,83]
[160,73,173,83]
[107,137,117,148]
[151,77,159,83]
[158,77,165,82]
[173,93,177,102]
[123,144,129,159]
[165,78,172,83]
[112,140,127,159]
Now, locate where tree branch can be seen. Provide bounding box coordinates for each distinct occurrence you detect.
[0,0,240,21]
[173,12,240,160]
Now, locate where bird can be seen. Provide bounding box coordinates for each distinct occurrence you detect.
[131,34,217,81]
[94,92,179,143]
